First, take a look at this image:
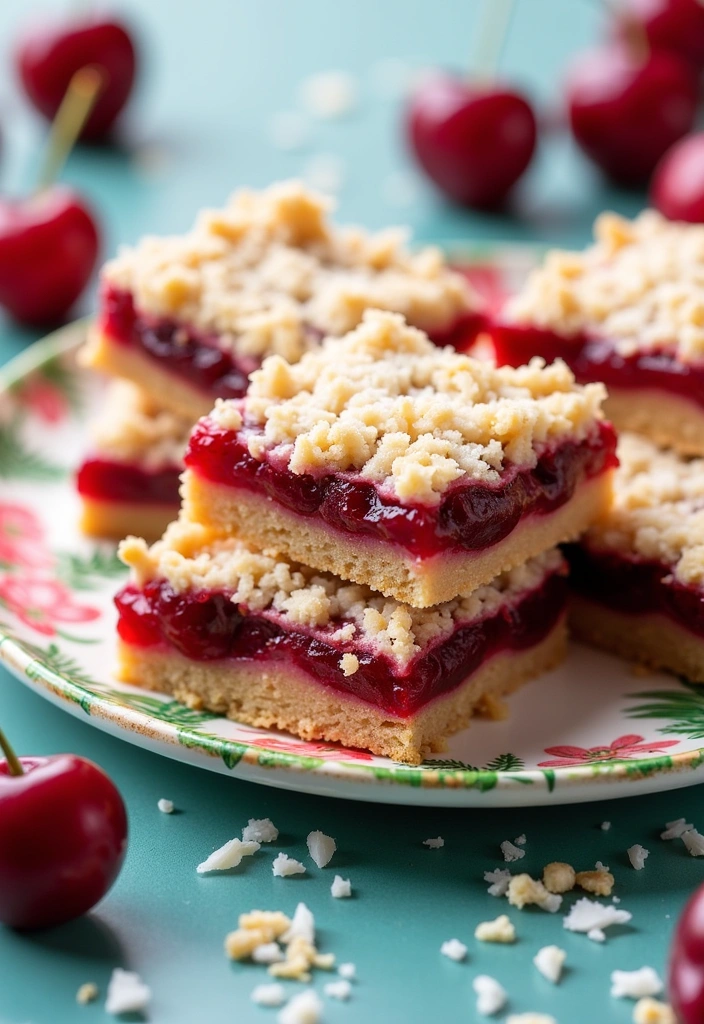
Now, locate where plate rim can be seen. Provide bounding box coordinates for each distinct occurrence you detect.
[3,266,704,800]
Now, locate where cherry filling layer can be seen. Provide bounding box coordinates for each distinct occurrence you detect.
[115,569,566,717]
[99,285,486,401]
[185,420,616,559]
[567,544,704,640]
[492,322,704,410]
[77,458,181,507]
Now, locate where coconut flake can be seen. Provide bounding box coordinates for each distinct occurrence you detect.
[423,836,445,849]
[661,817,693,840]
[627,844,650,870]
[484,868,512,897]
[338,963,356,979]
[563,897,632,934]
[278,988,323,1024]
[473,975,508,1016]
[252,983,287,1007]
[514,834,527,846]
[533,945,566,984]
[611,967,663,999]
[197,838,260,873]
[500,840,525,863]
[324,979,352,1001]
[331,875,351,898]
[272,852,306,877]
[243,817,279,843]
[307,830,336,868]
[157,798,174,814]
[474,915,516,943]
[682,828,704,856]
[281,902,315,944]
[440,938,467,962]
[105,969,151,1016]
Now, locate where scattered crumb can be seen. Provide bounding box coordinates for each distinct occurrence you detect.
[473,974,507,1016]
[440,938,468,962]
[252,982,286,1007]
[300,71,358,119]
[613,895,621,903]
[307,831,336,868]
[331,875,351,898]
[423,836,445,849]
[474,915,516,943]
[601,821,612,831]
[157,798,174,814]
[338,963,356,980]
[633,997,677,1023]
[225,910,292,960]
[76,983,98,1005]
[563,897,632,935]
[506,1016,557,1024]
[543,861,576,894]
[339,652,359,675]
[627,845,650,870]
[611,967,664,999]
[269,111,310,151]
[514,834,526,846]
[252,942,285,964]
[282,903,315,945]
[243,818,279,843]
[682,828,704,856]
[575,867,615,896]
[538,893,563,914]
[324,979,352,1001]
[508,874,549,909]
[661,818,693,840]
[588,928,606,942]
[278,988,323,1024]
[273,852,307,877]
[484,868,512,897]
[533,945,566,984]
[197,837,260,873]
[501,840,526,863]
[595,860,610,872]
[105,969,151,1016]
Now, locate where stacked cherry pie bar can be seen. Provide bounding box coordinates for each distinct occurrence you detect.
[78,181,482,539]
[115,310,616,762]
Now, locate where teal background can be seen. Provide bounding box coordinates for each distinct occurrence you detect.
[0,1,701,1021]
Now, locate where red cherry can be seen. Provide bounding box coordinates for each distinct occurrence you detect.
[15,15,136,142]
[651,132,704,221]
[615,0,704,71]
[0,185,100,326]
[0,742,127,930]
[669,881,704,1023]
[406,73,537,209]
[566,45,698,185]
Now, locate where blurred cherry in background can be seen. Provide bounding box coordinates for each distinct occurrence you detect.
[614,0,704,72]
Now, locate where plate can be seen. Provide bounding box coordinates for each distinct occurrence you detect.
[2,248,704,807]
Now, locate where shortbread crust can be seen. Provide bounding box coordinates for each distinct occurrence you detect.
[599,389,704,459]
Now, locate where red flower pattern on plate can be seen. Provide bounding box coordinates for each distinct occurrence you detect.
[249,735,374,762]
[537,733,680,768]
[18,378,68,424]
[0,576,100,637]
[0,503,54,570]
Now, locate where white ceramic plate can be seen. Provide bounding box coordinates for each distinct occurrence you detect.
[3,250,704,806]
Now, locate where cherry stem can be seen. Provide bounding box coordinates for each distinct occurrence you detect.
[0,728,24,777]
[36,65,104,192]
[472,0,516,82]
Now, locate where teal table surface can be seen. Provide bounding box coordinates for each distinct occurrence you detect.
[0,1,700,1022]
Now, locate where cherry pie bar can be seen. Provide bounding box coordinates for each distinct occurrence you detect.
[115,520,568,764]
[493,211,704,456]
[182,309,616,607]
[82,181,482,420]
[77,383,188,541]
[569,433,704,683]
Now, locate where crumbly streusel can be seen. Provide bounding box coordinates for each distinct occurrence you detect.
[119,518,565,666]
[584,433,704,587]
[91,381,191,470]
[209,309,606,505]
[506,210,704,363]
[103,180,474,361]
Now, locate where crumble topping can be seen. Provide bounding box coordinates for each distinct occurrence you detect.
[76,983,99,1005]
[119,519,565,667]
[330,875,351,898]
[575,867,614,896]
[563,897,632,936]
[632,999,676,1024]
[473,975,508,1016]
[103,181,474,362]
[507,873,550,909]
[91,381,191,471]
[474,914,516,943]
[225,904,333,985]
[505,209,704,363]
[583,433,704,587]
[216,309,606,504]
[243,818,279,843]
[272,853,306,877]
[440,938,467,961]
[543,861,576,894]
[611,967,664,999]
[533,945,566,984]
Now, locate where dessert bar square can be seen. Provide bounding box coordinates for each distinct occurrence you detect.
[77,383,188,541]
[568,433,704,683]
[82,181,482,420]
[493,211,704,456]
[182,309,616,606]
[116,520,568,764]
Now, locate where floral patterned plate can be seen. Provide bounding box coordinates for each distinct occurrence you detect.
[3,250,704,806]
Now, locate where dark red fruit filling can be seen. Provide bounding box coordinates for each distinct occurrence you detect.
[115,569,566,717]
[567,544,704,639]
[493,322,704,410]
[77,458,181,506]
[185,420,616,558]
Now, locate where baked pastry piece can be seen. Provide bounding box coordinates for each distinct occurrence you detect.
[82,181,482,420]
[493,211,704,456]
[182,309,616,607]
[116,520,568,764]
[77,383,188,541]
[569,433,704,683]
